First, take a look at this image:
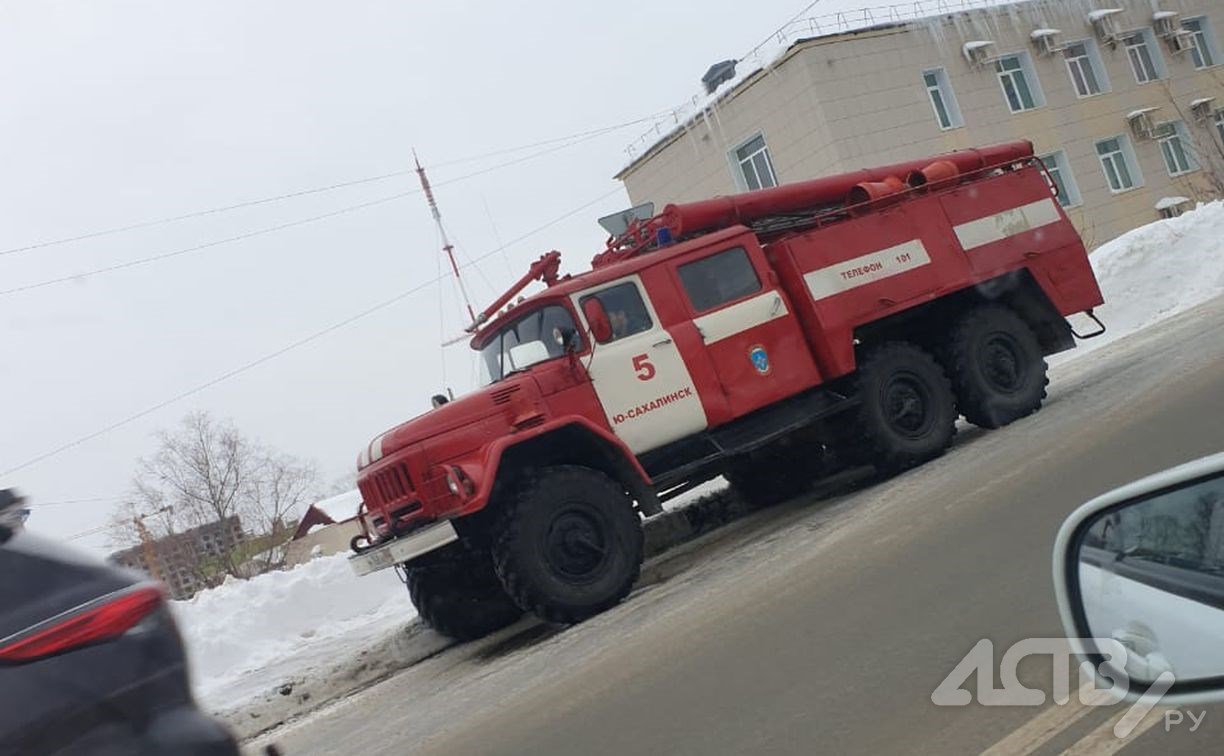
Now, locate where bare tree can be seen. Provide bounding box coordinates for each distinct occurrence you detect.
[115,412,321,583]
[244,452,321,572]
[326,471,359,496]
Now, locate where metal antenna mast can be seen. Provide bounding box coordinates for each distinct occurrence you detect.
[415,151,477,323]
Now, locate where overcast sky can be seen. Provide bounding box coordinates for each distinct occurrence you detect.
[2,0,888,552]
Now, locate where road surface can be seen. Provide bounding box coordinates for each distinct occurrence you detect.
[253,296,1224,756]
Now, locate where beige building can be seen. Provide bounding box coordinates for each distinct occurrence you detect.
[616,0,1224,248]
[283,490,362,568]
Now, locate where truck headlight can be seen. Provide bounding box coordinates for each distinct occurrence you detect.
[440,465,474,497]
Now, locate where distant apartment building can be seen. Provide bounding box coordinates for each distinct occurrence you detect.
[616,0,1224,248]
[111,515,245,599]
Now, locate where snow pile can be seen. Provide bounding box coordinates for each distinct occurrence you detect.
[170,553,410,706]
[1075,201,1224,356]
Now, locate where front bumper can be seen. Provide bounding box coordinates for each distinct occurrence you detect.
[348,520,459,575]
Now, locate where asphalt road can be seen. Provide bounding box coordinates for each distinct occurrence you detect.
[254,296,1224,756]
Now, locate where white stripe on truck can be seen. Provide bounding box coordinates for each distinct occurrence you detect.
[953,198,1061,250]
[804,240,931,301]
[693,291,789,344]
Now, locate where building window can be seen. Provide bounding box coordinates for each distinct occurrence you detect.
[1183,18,1218,69]
[1096,136,1141,193]
[996,54,1042,113]
[1157,121,1198,177]
[1039,151,1081,207]
[677,247,762,313]
[1062,41,1107,97]
[1124,30,1164,83]
[580,283,652,341]
[923,68,963,130]
[732,134,777,190]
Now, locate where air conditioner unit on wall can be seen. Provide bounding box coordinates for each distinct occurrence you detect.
[1127,107,1162,140]
[1030,28,1064,56]
[1088,8,1125,45]
[1190,98,1217,122]
[1167,30,1196,55]
[1152,11,1180,38]
[963,40,998,67]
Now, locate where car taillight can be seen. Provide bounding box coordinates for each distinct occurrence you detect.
[0,584,164,664]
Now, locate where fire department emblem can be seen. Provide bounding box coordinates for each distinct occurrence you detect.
[749,345,771,375]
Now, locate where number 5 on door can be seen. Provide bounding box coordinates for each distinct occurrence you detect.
[633,354,655,381]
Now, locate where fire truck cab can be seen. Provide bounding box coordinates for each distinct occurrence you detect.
[348,140,1104,640]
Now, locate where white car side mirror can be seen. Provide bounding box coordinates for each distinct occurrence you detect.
[1053,451,1224,706]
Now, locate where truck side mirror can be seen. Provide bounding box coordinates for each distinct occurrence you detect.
[582,298,613,344]
[1053,452,1224,704]
[553,326,580,353]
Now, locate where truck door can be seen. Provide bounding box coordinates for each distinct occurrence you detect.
[572,275,708,454]
[668,244,821,419]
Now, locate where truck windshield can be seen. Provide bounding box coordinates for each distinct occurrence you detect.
[477,305,579,386]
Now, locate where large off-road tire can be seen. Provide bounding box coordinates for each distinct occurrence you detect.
[404,542,523,642]
[836,341,957,474]
[492,465,643,625]
[726,442,821,508]
[945,304,1048,429]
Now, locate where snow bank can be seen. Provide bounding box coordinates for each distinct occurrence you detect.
[170,553,410,707]
[1071,201,1224,357]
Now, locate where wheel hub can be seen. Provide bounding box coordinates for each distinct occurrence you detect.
[981,334,1024,393]
[883,373,933,439]
[544,509,609,583]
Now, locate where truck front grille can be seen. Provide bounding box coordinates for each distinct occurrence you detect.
[362,462,414,509]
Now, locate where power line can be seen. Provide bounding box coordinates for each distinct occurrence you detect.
[0,190,416,297]
[2,187,623,479]
[66,524,110,542]
[742,0,828,60]
[30,496,126,507]
[0,127,623,298]
[0,114,664,258]
[427,113,673,169]
[0,170,417,259]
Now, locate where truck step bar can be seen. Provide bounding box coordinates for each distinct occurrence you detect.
[645,387,857,493]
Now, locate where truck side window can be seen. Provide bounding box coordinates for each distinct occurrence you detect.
[678,247,762,313]
[580,282,652,341]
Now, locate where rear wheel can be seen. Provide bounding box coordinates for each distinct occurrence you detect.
[404,542,523,641]
[836,341,956,474]
[945,305,1048,429]
[492,466,643,625]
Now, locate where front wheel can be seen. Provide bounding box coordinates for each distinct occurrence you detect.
[492,466,643,625]
[404,543,523,641]
[835,341,957,474]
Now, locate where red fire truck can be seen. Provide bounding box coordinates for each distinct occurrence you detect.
[348,140,1104,640]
